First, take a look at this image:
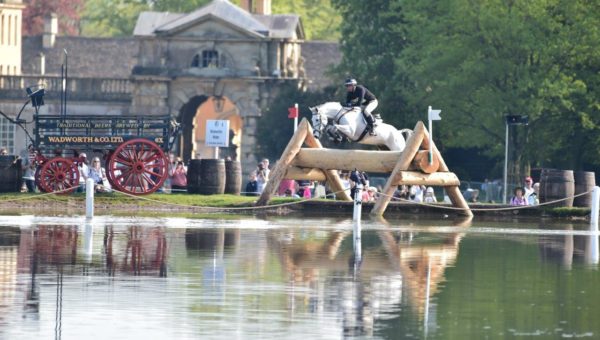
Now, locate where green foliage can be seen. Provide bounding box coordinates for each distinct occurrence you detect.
[81,0,150,37]
[271,0,340,40]
[150,0,212,12]
[80,0,340,39]
[255,84,338,161]
[545,206,591,217]
[333,0,600,178]
[332,0,411,127]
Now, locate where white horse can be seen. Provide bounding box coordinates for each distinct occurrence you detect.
[309,102,411,151]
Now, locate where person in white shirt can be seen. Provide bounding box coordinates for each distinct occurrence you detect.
[523,176,534,201]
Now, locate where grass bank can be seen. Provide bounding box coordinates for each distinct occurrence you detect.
[0,192,303,217]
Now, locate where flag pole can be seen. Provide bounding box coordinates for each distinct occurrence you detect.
[428,106,433,164]
[294,103,298,132]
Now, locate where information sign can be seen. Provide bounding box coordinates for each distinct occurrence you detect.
[205,120,230,147]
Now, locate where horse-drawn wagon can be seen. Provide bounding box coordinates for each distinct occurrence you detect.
[32,113,179,195]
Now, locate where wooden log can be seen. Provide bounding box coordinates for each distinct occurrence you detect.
[256,119,309,206]
[371,121,426,216]
[393,171,460,187]
[445,186,472,217]
[422,128,450,172]
[304,125,352,201]
[422,128,472,217]
[284,166,327,181]
[292,149,402,173]
[412,150,440,174]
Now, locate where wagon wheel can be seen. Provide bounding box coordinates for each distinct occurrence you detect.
[37,158,80,194]
[107,139,168,195]
[35,166,45,192]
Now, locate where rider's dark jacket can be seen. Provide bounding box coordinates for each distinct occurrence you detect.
[346,85,377,107]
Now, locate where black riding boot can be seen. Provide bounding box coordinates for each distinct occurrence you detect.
[365,114,377,136]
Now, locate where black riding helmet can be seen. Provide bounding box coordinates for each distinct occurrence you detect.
[344,78,357,86]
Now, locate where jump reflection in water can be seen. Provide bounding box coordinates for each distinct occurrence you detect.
[267,216,471,338]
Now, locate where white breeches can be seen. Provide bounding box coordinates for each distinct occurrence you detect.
[364,100,378,115]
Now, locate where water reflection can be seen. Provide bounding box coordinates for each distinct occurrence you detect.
[0,219,598,339]
[538,224,600,268]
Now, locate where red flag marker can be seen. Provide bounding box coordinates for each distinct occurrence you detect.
[288,106,298,118]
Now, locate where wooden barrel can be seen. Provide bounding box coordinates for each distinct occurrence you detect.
[0,156,22,193]
[224,160,242,195]
[200,159,225,195]
[573,171,596,208]
[187,159,203,194]
[539,169,575,207]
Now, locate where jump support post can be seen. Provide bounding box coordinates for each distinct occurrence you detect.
[256,119,472,217]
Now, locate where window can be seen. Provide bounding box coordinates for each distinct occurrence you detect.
[202,50,219,68]
[191,54,200,67]
[191,50,220,68]
[1,15,4,45]
[0,116,16,154]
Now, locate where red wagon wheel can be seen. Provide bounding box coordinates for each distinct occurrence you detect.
[37,157,80,194]
[107,138,168,195]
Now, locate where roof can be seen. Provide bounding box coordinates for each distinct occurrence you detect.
[133,11,184,36]
[253,14,303,39]
[301,41,342,90]
[21,36,138,78]
[151,0,269,37]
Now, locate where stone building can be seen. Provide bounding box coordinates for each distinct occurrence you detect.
[131,0,305,168]
[0,0,341,178]
[0,0,23,76]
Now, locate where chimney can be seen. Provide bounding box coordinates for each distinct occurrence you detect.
[43,13,58,48]
[239,0,271,15]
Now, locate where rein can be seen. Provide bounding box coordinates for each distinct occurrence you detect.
[333,107,353,124]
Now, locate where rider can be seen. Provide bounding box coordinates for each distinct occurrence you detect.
[345,78,378,136]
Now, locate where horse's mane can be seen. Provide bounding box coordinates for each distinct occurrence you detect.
[320,102,343,110]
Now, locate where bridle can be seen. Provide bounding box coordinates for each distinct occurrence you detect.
[310,106,325,138]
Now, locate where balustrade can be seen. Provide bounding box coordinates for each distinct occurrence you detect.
[0,75,132,102]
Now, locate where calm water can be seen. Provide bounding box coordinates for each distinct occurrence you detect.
[0,215,598,339]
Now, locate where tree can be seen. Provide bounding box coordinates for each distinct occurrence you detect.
[23,0,84,36]
[331,0,412,127]
[81,0,151,37]
[80,0,341,39]
[396,0,600,181]
[256,84,338,161]
[271,0,341,40]
[150,0,212,12]
[333,0,600,181]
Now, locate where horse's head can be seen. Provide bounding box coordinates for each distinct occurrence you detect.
[310,105,327,139]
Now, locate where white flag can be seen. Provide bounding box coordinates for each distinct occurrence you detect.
[428,106,442,121]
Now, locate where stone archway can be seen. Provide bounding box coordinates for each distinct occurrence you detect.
[178,95,242,162]
[178,95,209,162]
